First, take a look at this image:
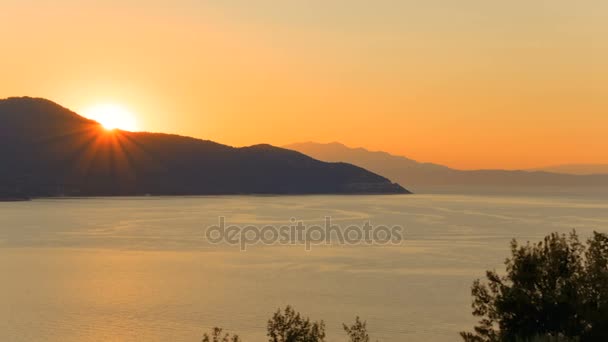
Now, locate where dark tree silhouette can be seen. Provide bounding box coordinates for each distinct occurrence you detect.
[461,231,608,342]
[202,327,241,342]
[343,316,372,342]
[267,306,326,342]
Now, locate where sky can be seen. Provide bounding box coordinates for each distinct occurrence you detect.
[1,0,607,170]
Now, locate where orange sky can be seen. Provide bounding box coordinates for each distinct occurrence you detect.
[1,0,607,170]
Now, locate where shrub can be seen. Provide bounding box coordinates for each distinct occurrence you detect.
[202,327,241,342]
[343,316,371,342]
[461,231,608,341]
[267,305,326,342]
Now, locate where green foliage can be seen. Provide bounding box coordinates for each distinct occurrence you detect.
[267,305,326,342]
[461,231,608,342]
[343,316,371,342]
[202,327,241,342]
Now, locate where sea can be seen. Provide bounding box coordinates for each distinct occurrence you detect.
[1,188,607,341]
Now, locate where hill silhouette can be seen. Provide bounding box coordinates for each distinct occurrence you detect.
[0,97,408,197]
[285,142,608,193]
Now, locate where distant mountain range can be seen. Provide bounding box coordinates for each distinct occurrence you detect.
[285,142,608,193]
[528,164,608,176]
[0,97,407,197]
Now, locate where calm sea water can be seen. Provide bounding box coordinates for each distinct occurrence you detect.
[1,191,607,341]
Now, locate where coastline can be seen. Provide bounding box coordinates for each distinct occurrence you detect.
[0,196,31,202]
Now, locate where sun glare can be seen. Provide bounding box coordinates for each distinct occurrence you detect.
[83,104,138,131]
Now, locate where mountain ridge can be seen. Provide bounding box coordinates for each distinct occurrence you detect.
[528,163,608,176]
[0,97,408,197]
[284,142,608,193]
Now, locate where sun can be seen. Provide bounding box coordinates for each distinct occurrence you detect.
[83,104,138,131]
